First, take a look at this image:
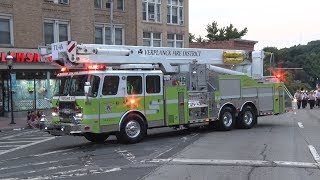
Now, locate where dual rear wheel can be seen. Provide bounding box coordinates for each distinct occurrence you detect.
[215,106,256,131]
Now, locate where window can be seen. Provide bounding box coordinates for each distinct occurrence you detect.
[102,76,120,95]
[95,25,124,45]
[94,0,102,8]
[167,0,184,25]
[44,20,70,45]
[59,0,69,4]
[117,0,124,10]
[143,32,161,47]
[167,33,184,48]
[106,1,111,8]
[0,15,13,46]
[146,76,160,94]
[127,76,142,95]
[142,0,161,22]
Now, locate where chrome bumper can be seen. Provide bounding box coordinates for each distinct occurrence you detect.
[44,123,92,136]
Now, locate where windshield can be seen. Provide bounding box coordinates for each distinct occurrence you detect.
[55,75,100,97]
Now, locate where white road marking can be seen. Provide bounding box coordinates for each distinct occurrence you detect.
[0,159,75,171]
[0,137,55,156]
[0,140,37,144]
[297,122,304,128]
[115,149,136,163]
[34,148,78,157]
[308,145,320,164]
[145,158,319,169]
[154,147,174,159]
[0,145,20,148]
[0,131,36,140]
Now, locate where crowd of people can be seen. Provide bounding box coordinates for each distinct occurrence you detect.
[26,111,44,129]
[294,89,320,109]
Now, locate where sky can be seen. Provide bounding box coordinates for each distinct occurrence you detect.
[189,0,320,50]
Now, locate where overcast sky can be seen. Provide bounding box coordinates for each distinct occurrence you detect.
[189,0,320,50]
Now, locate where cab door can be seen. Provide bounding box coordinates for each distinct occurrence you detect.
[144,73,164,128]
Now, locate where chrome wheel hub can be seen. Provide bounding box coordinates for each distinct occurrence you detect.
[125,120,141,138]
[223,112,233,127]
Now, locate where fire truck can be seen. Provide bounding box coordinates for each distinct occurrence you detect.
[40,41,292,144]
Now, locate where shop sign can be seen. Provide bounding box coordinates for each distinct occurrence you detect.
[0,52,52,63]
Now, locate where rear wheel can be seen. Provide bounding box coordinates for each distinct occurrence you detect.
[84,133,109,143]
[237,106,257,129]
[214,107,235,131]
[118,114,146,144]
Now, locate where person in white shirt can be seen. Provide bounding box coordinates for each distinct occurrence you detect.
[308,90,316,109]
[294,90,302,109]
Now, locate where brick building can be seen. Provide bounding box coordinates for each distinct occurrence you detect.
[0,0,189,116]
[190,39,257,51]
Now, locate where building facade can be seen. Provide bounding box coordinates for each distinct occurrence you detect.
[0,0,189,117]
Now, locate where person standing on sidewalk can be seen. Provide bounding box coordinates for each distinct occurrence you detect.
[308,90,316,109]
[294,90,302,109]
[316,88,320,107]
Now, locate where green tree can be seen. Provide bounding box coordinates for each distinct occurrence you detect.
[189,33,196,43]
[205,21,248,41]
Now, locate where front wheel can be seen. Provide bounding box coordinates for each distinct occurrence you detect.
[84,133,109,143]
[118,114,146,144]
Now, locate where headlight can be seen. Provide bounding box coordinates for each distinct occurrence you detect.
[52,112,59,117]
[75,113,83,118]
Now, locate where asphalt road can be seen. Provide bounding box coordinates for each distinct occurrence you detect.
[0,108,320,180]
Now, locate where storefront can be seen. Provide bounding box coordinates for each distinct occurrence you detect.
[0,49,59,117]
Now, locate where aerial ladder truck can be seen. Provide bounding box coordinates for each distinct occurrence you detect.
[39,41,292,144]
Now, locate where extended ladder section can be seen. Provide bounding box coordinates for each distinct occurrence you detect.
[40,41,265,77]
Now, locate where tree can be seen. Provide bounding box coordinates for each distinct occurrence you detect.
[196,35,205,43]
[189,33,196,43]
[205,21,248,41]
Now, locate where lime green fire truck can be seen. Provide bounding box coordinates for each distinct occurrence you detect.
[40,41,292,144]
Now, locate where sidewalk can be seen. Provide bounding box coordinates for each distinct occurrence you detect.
[0,116,28,131]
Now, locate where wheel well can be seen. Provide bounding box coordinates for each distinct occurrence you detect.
[120,111,148,129]
[241,102,258,116]
[219,104,236,118]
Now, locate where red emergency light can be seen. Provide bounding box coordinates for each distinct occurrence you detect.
[86,64,107,71]
[60,67,69,73]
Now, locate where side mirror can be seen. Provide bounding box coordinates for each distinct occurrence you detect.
[84,82,92,104]
[84,82,92,95]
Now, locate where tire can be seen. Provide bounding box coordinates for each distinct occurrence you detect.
[84,133,109,143]
[118,114,146,144]
[216,107,235,131]
[237,106,257,129]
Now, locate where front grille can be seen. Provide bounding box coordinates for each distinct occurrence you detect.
[59,101,76,123]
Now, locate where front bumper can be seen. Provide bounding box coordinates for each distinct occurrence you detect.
[44,123,92,136]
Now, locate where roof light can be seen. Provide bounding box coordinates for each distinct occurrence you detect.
[61,67,69,72]
[87,65,106,71]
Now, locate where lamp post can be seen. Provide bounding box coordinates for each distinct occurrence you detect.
[5,52,15,124]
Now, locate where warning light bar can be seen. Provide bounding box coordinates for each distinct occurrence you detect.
[86,65,107,71]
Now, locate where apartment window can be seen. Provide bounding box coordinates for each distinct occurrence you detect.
[95,25,124,45]
[167,0,184,25]
[0,15,13,45]
[167,33,184,48]
[117,0,124,10]
[58,0,69,5]
[44,20,70,45]
[142,0,161,22]
[143,32,161,47]
[94,0,102,8]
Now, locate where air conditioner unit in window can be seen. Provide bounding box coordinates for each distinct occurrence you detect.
[149,14,155,20]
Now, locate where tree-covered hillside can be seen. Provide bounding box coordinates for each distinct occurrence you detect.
[263,40,320,93]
